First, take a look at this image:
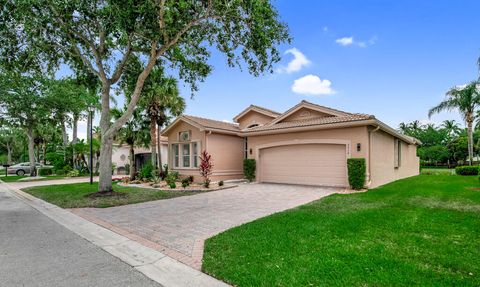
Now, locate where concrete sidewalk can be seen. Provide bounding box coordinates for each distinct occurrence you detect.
[6,176,100,189]
[0,182,229,287]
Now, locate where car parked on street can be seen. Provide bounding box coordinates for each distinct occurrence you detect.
[7,162,53,176]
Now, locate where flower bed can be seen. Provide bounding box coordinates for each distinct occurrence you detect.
[119,180,236,192]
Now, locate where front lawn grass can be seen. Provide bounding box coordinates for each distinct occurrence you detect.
[203,175,480,286]
[22,182,200,208]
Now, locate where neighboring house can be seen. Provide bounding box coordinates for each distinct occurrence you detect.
[162,100,420,188]
[112,136,169,175]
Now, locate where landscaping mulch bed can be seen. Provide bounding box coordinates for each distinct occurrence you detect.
[118,182,237,192]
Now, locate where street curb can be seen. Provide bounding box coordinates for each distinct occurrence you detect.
[1,183,229,287]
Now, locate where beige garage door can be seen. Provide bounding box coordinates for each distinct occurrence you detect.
[259,144,347,186]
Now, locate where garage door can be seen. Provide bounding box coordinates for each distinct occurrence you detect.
[259,144,347,186]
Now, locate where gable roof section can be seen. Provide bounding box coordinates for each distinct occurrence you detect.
[268,100,352,125]
[247,113,374,132]
[161,115,240,136]
[161,101,420,145]
[233,104,281,123]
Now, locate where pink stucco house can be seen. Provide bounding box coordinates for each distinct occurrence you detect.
[161,100,420,188]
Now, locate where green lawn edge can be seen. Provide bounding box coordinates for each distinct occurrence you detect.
[202,175,480,286]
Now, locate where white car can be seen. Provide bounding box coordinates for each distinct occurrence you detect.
[7,162,53,176]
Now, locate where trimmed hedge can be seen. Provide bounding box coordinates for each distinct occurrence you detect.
[38,167,53,176]
[455,166,479,176]
[243,159,256,182]
[347,158,366,190]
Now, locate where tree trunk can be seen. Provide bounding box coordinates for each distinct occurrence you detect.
[157,123,162,172]
[42,143,46,165]
[467,120,474,165]
[129,144,136,180]
[98,81,113,193]
[72,113,79,169]
[61,115,68,161]
[150,117,157,168]
[6,142,12,165]
[26,126,36,176]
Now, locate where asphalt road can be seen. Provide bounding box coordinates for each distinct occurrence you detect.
[0,183,161,287]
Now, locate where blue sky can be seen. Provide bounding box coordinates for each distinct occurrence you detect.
[179,0,480,125]
[73,0,480,139]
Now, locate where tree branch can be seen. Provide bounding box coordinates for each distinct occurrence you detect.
[109,36,133,84]
[104,42,158,139]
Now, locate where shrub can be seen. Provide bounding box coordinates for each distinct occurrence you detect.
[67,169,80,177]
[199,151,213,188]
[347,158,366,190]
[455,166,479,176]
[38,167,53,176]
[243,159,256,182]
[139,163,153,180]
[181,177,191,188]
[125,164,130,175]
[45,152,66,170]
[218,180,224,186]
[169,182,176,189]
[63,165,73,174]
[165,172,179,185]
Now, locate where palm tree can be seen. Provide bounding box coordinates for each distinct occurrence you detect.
[111,107,150,180]
[441,120,461,136]
[429,82,480,165]
[141,67,185,171]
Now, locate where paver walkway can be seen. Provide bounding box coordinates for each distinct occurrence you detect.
[71,183,338,269]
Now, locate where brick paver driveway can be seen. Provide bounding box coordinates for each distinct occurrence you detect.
[71,183,338,269]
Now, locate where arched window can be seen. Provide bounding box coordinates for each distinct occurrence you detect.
[247,124,259,128]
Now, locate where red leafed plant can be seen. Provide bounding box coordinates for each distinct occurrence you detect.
[199,150,213,188]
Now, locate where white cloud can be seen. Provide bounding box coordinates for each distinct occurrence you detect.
[291,74,335,95]
[336,36,377,48]
[276,48,311,74]
[336,37,354,46]
[323,26,328,32]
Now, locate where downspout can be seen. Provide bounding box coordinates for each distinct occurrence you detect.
[367,125,380,187]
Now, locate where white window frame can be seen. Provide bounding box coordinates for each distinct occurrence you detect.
[170,141,201,169]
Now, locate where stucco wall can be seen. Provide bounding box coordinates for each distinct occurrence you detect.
[247,126,369,160]
[112,145,167,175]
[163,121,205,180]
[206,132,244,181]
[369,130,419,188]
[237,111,276,129]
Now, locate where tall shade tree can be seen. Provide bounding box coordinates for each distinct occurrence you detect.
[0,72,50,175]
[1,0,290,192]
[429,82,480,165]
[111,107,150,180]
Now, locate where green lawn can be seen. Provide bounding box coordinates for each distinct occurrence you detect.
[0,175,68,182]
[22,182,201,208]
[203,175,480,286]
[421,168,455,175]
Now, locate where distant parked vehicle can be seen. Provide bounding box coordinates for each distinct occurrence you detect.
[7,162,53,176]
